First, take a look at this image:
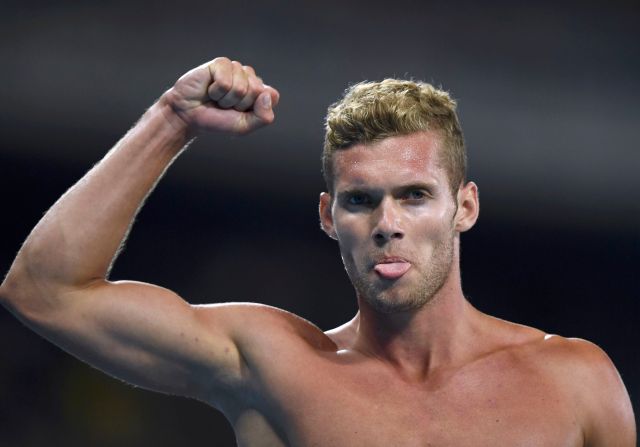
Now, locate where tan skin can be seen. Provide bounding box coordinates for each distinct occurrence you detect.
[0,57,635,446]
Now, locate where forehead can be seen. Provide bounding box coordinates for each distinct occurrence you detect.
[332,132,445,190]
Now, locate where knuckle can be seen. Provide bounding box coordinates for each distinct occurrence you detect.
[211,56,231,69]
[232,83,249,101]
[248,85,261,99]
[244,77,262,99]
[215,77,233,93]
[248,73,261,87]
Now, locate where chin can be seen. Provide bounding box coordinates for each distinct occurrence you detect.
[359,281,434,314]
[354,265,451,314]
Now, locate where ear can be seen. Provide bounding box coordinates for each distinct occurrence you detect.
[319,192,338,240]
[454,181,479,232]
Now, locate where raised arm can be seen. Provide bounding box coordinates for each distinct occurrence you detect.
[0,57,280,402]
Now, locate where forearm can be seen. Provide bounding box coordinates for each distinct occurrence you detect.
[1,95,190,312]
[1,57,278,320]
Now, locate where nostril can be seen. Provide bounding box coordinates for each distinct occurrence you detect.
[373,230,403,242]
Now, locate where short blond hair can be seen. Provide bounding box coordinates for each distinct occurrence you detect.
[323,79,466,195]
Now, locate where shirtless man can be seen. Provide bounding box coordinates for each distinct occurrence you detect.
[1,57,635,446]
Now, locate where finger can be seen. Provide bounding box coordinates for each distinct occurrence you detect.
[207,57,234,102]
[243,65,256,77]
[234,69,263,112]
[217,61,249,109]
[264,85,280,108]
[244,90,275,131]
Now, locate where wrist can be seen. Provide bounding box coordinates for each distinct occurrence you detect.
[120,96,194,160]
[155,90,198,140]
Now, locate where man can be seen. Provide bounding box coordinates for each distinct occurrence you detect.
[1,57,635,446]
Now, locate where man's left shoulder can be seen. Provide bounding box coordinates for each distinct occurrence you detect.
[525,334,636,444]
[528,334,622,384]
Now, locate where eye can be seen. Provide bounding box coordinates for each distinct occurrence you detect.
[404,190,427,201]
[348,193,370,206]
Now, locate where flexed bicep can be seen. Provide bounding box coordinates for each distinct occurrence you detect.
[24,280,245,401]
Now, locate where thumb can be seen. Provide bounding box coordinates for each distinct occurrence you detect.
[247,91,275,128]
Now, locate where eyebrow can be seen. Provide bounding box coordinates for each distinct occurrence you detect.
[393,182,438,194]
[335,188,379,201]
[336,181,439,199]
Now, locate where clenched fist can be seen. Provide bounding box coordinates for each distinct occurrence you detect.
[160,57,280,136]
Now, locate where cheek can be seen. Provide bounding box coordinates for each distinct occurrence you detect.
[334,216,370,259]
[334,213,363,241]
[406,214,455,254]
[420,216,449,237]
[421,222,453,246]
[417,202,456,235]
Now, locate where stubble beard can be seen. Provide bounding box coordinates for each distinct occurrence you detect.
[349,235,455,314]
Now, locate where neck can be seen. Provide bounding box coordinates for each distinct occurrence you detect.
[353,262,482,381]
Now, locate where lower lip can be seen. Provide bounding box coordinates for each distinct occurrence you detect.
[373,262,411,280]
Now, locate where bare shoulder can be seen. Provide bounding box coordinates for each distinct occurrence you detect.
[525,333,628,395]
[192,302,338,411]
[196,302,337,354]
[506,327,636,446]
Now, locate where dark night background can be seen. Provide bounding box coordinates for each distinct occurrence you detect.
[1,1,638,445]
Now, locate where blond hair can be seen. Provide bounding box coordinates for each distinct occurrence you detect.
[322,79,466,195]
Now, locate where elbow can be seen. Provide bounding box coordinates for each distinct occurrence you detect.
[0,271,27,318]
[0,264,53,322]
[0,271,62,336]
[0,280,10,309]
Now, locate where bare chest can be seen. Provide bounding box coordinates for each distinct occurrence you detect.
[234,356,583,447]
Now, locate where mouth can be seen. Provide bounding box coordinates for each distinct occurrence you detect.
[372,257,412,280]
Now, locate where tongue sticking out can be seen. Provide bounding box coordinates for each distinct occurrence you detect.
[374,262,411,280]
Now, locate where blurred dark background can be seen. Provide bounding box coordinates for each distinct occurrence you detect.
[1,1,638,445]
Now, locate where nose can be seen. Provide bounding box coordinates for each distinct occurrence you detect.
[371,198,404,244]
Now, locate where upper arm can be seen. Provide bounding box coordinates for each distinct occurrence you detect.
[564,339,636,446]
[12,279,246,402]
